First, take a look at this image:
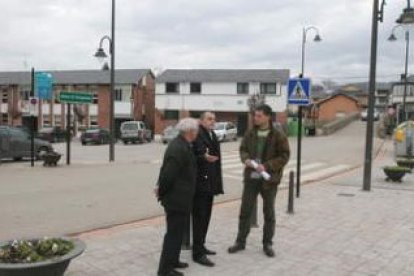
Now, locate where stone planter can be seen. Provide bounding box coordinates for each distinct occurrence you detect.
[0,238,85,276]
[383,166,411,183]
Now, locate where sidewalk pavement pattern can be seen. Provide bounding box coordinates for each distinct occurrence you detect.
[152,150,355,190]
[67,156,414,275]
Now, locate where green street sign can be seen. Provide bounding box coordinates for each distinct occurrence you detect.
[59,91,93,104]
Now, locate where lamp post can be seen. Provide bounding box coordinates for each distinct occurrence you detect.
[363,0,414,191]
[388,25,410,123]
[94,0,116,162]
[297,26,322,198]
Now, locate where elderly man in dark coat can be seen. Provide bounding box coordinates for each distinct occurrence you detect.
[192,111,224,267]
[157,118,199,276]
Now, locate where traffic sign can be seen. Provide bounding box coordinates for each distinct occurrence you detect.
[59,91,93,104]
[29,97,38,116]
[35,72,53,100]
[288,78,312,105]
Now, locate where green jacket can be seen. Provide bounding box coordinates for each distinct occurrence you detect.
[240,126,290,188]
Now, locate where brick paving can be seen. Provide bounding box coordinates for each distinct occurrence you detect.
[66,160,414,276]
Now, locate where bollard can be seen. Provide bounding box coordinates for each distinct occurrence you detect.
[181,214,191,250]
[287,171,295,214]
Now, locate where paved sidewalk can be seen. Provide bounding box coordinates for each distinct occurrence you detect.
[66,157,414,276]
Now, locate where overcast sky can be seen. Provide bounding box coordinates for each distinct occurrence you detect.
[0,0,410,83]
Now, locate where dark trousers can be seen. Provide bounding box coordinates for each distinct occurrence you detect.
[158,209,187,274]
[236,180,278,246]
[192,193,214,259]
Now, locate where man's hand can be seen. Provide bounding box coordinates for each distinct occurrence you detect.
[205,153,219,163]
[245,159,254,168]
[256,164,266,173]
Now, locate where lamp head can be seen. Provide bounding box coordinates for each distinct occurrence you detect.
[94,48,108,64]
[396,7,414,25]
[314,34,322,42]
[388,33,398,41]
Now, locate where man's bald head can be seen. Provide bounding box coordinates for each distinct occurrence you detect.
[200,111,216,130]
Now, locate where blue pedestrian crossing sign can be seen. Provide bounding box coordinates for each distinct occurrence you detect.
[288,78,311,105]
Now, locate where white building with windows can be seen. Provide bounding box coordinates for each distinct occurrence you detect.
[155,69,290,135]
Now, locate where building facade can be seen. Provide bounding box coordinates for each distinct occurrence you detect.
[0,69,155,136]
[155,69,290,135]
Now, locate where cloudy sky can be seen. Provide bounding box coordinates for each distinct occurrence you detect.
[0,0,410,83]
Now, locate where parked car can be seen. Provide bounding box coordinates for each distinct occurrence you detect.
[361,109,380,121]
[37,127,67,143]
[0,126,53,161]
[120,121,152,144]
[81,128,110,145]
[161,125,179,144]
[214,122,238,142]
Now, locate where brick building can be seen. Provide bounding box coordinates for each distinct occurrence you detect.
[0,69,155,136]
[155,69,290,135]
[312,93,360,123]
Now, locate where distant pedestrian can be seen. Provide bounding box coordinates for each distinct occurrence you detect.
[191,111,224,267]
[228,104,290,257]
[156,118,199,276]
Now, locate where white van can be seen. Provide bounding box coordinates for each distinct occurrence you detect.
[120,121,152,144]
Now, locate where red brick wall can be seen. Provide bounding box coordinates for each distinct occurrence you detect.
[318,95,360,122]
[132,73,156,134]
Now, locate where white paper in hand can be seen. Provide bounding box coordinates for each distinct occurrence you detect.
[250,160,271,181]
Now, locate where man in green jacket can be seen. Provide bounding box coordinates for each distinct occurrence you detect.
[228,104,290,257]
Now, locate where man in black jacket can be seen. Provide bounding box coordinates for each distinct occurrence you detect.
[157,118,199,276]
[192,112,224,267]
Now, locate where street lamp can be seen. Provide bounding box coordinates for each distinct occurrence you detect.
[397,1,414,24]
[94,0,116,162]
[363,0,414,192]
[301,26,322,76]
[388,24,410,123]
[296,26,322,198]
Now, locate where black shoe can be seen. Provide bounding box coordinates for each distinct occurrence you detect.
[203,247,217,255]
[158,269,184,276]
[263,245,275,257]
[193,255,215,267]
[174,261,189,269]
[228,243,245,254]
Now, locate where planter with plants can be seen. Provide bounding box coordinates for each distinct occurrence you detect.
[396,158,414,169]
[383,166,412,182]
[0,237,85,276]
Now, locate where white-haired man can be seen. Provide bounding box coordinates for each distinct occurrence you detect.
[157,118,199,276]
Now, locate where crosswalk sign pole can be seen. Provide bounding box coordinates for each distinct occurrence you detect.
[297,105,303,198]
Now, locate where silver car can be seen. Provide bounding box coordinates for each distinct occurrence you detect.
[0,126,53,161]
[214,122,238,142]
[161,125,179,144]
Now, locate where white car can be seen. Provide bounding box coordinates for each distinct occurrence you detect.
[361,109,380,121]
[213,122,238,142]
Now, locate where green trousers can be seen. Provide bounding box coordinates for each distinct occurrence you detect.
[236,179,278,246]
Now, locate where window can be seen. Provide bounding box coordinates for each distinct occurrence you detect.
[166,83,179,93]
[93,93,98,104]
[1,113,8,124]
[115,89,123,101]
[55,115,61,126]
[164,110,179,120]
[190,83,202,94]
[237,83,249,94]
[20,90,30,101]
[2,90,8,103]
[260,83,277,95]
[90,116,98,127]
